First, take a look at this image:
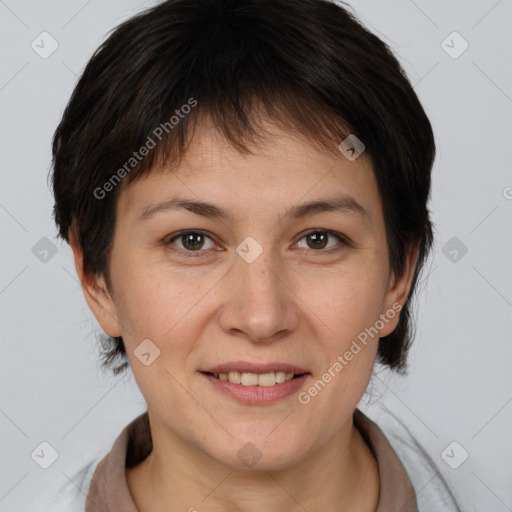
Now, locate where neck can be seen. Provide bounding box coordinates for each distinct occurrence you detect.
[127,412,380,512]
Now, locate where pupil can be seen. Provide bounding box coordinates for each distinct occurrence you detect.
[308,232,327,249]
[184,233,203,250]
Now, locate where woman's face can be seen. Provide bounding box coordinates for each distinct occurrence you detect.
[78,119,416,470]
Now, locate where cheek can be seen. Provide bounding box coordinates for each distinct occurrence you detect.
[320,289,381,388]
[111,263,218,399]
[300,283,383,423]
[300,264,388,405]
[111,258,203,339]
[307,265,389,343]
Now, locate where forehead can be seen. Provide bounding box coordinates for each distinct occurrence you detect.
[117,120,381,224]
[179,115,370,172]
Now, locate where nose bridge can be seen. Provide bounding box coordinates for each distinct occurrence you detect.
[239,249,279,295]
[235,234,281,290]
[218,239,297,342]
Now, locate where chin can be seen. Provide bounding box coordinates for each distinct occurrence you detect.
[202,431,308,472]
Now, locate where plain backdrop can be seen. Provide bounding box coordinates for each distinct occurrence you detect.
[0,0,511,511]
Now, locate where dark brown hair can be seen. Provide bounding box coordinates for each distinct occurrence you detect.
[51,0,435,374]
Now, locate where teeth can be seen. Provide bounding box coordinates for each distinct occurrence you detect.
[256,372,276,386]
[275,371,286,384]
[213,371,297,386]
[228,371,241,384]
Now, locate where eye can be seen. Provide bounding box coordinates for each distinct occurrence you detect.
[166,230,218,256]
[295,230,348,252]
[165,229,349,258]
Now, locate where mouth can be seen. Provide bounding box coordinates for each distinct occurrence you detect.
[199,369,311,405]
[201,371,306,387]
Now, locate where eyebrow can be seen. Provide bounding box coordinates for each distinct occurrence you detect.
[136,194,371,225]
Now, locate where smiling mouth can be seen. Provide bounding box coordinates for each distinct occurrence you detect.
[202,371,305,386]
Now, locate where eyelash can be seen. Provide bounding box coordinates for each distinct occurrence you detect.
[165,229,350,258]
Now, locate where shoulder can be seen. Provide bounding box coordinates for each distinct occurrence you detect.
[359,399,462,512]
[26,412,149,512]
[20,456,100,512]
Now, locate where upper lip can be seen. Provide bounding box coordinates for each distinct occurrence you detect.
[202,361,310,375]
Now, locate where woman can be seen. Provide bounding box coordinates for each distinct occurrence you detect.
[50,0,461,510]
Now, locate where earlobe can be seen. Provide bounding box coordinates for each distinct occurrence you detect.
[68,228,123,338]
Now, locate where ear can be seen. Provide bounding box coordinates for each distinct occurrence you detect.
[69,227,123,338]
[378,241,420,338]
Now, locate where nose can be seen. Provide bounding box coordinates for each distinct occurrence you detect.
[217,249,299,344]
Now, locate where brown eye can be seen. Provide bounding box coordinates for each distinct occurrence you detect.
[166,230,216,254]
[297,230,347,251]
[181,232,205,251]
[306,232,329,249]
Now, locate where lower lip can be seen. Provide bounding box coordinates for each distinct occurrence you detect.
[201,372,310,405]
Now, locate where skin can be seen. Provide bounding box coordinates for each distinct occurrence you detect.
[70,117,419,512]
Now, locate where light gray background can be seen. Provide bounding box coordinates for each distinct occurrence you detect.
[0,0,511,510]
